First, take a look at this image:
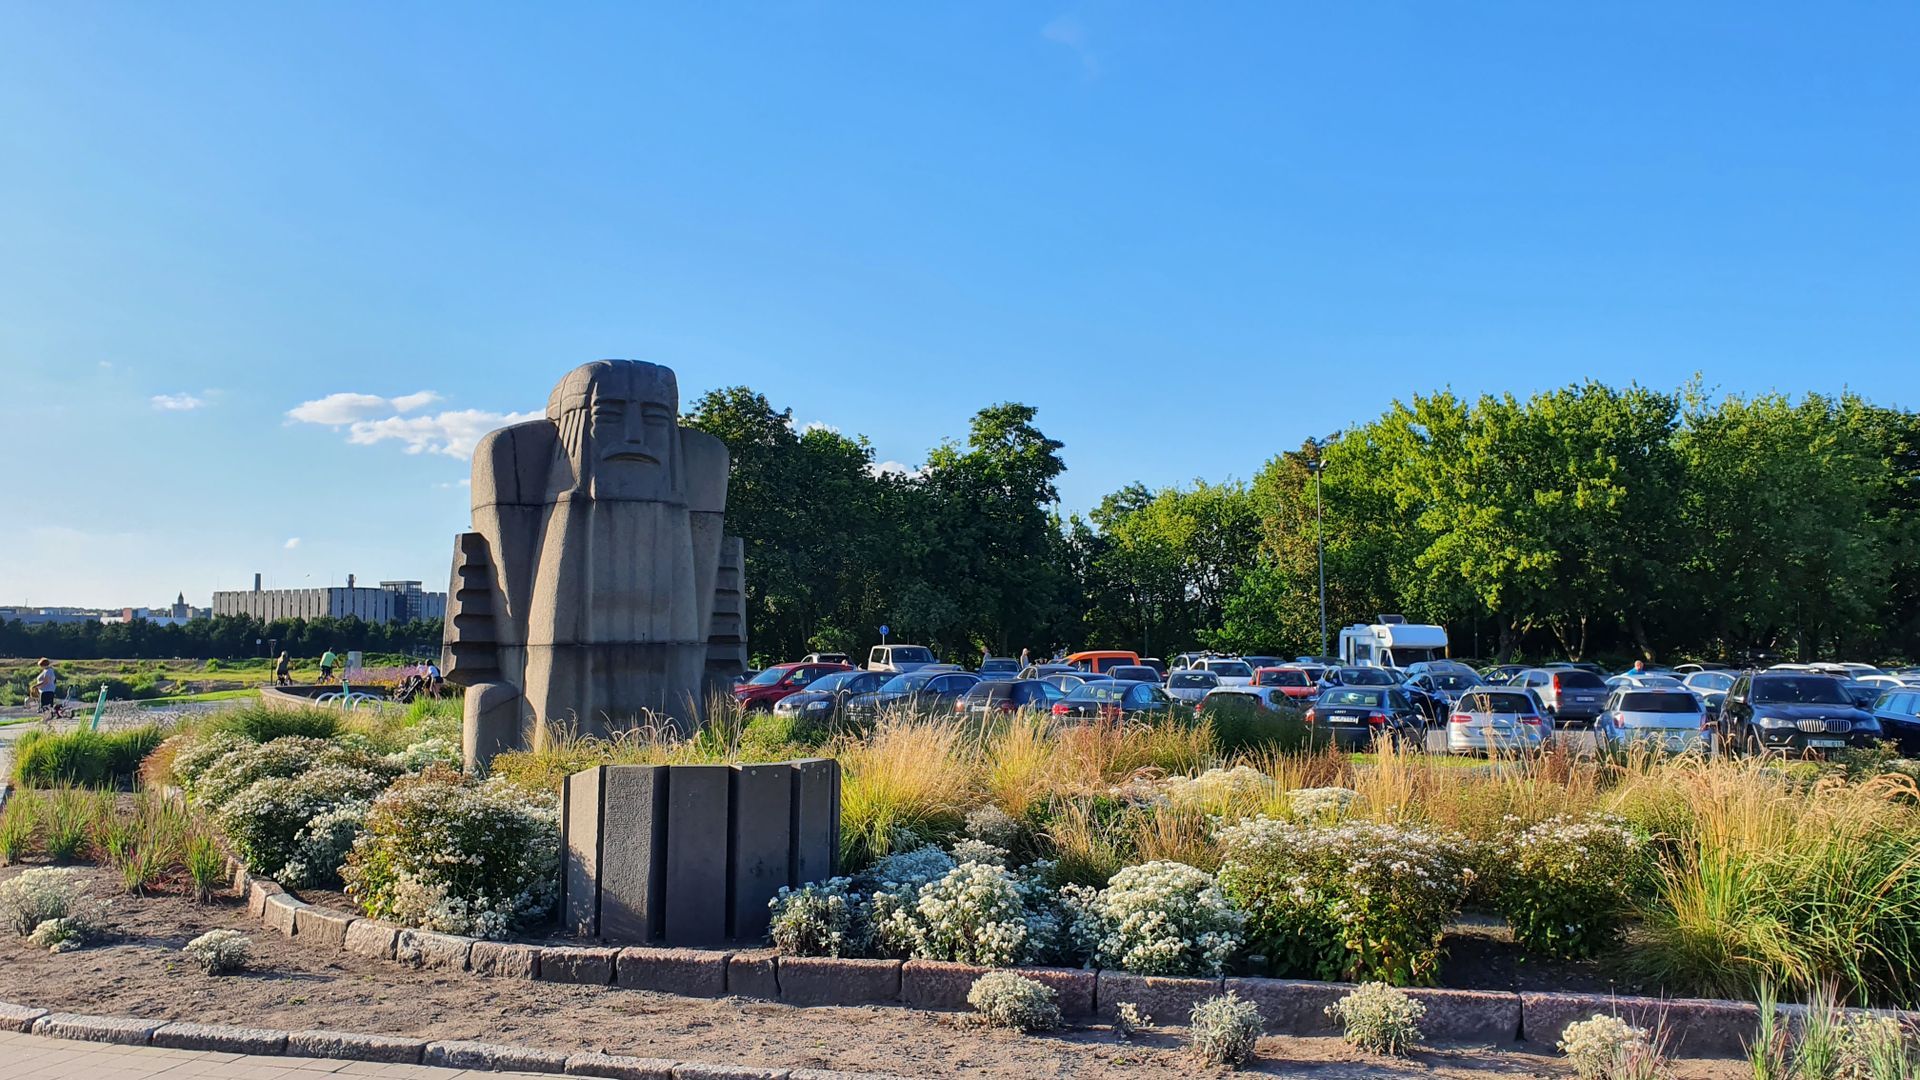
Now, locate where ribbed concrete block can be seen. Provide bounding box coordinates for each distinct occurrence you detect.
[471,940,542,979]
[565,1051,680,1079]
[1096,971,1225,1024]
[728,764,791,942]
[426,1040,570,1073]
[262,892,307,936]
[617,946,730,997]
[287,1029,427,1063]
[664,765,731,946]
[788,759,838,886]
[539,945,617,985]
[565,767,607,937]
[0,1001,48,1033]
[900,961,1093,1018]
[1224,976,1348,1036]
[600,764,669,943]
[344,918,399,960]
[31,1012,160,1045]
[152,1022,289,1054]
[776,957,900,1006]
[291,905,357,948]
[396,928,474,971]
[1406,987,1521,1044]
[726,949,780,1000]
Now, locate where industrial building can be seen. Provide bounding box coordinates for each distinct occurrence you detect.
[211,574,447,625]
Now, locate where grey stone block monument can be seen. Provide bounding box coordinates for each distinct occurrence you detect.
[442,359,749,770]
[562,759,840,946]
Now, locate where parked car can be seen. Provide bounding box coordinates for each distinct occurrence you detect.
[976,657,1022,680]
[1839,681,1884,710]
[1596,688,1713,754]
[1545,661,1609,677]
[954,679,1060,717]
[867,644,938,673]
[1105,665,1163,683]
[1479,664,1530,685]
[1164,668,1220,705]
[732,661,854,712]
[846,670,981,714]
[1445,687,1548,755]
[1193,657,1255,686]
[1303,686,1427,749]
[1322,665,1399,688]
[1605,673,1689,694]
[1512,667,1609,728]
[1252,665,1321,702]
[1402,661,1486,706]
[1019,663,1078,679]
[1239,655,1284,673]
[1064,650,1142,674]
[799,652,851,665]
[1682,669,1736,712]
[1198,685,1299,715]
[1137,658,1169,677]
[1870,689,1920,754]
[773,669,890,721]
[1858,673,1920,691]
[1719,672,1883,754]
[1053,679,1180,720]
[1040,671,1112,694]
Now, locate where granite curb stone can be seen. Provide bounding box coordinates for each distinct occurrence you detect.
[343,918,400,960]
[1223,977,1346,1035]
[30,1011,161,1046]
[286,1028,428,1063]
[472,939,543,979]
[776,957,901,1007]
[1095,972,1225,1024]
[725,949,781,1001]
[426,1039,571,1072]
[565,1051,681,1079]
[673,1066,790,1080]
[900,960,1094,1018]
[0,1002,48,1033]
[261,892,308,936]
[540,945,619,985]
[291,905,357,948]
[246,878,284,919]
[1406,988,1523,1044]
[1520,992,1759,1058]
[396,928,476,971]
[618,947,731,997]
[151,1022,290,1054]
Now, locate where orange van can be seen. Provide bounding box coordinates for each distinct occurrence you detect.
[1064,650,1142,675]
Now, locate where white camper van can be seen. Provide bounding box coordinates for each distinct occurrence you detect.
[1338,615,1449,670]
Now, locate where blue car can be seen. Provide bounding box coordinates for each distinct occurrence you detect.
[1871,689,1920,755]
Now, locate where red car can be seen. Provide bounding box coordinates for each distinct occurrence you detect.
[1253,666,1321,701]
[732,662,853,711]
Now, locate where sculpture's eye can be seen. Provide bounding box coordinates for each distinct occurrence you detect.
[641,405,672,426]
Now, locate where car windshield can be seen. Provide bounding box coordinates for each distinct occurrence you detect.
[1321,688,1382,707]
[1619,692,1700,714]
[1066,684,1125,702]
[746,667,789,686]
[1462,692,1532,714]
[1751,676,1851,706]
[980,659,1017,672]
[1549,670,1607,689]
[1635,675,1684,689]
[809,672,859,692]
[887,647,935,664]
[1257,669,1310,686]
[1429,672,1482,690]
[1690,672,1733,690]
[1341,668,1396,686]
[1208,661,1253,678]
[879,672,936,693]
[1170,673,1217,689]
[1108,667,1158,681]
[962,682,1009,700]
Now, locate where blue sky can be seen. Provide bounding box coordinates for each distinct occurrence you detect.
[2,3,1915,607]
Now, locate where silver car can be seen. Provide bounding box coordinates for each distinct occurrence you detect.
[1445,688,1549,755]
[1595,687,1713,754]
[1164,668,1220,705]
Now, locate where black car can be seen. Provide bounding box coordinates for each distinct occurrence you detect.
[846,670,982,715]
[1511,667,1609,728]
[1053,680,1180,720]
[1720,672,1883,754]
[955,679,1059,717]
[1303,686,1427,749]
[773,670,889,723]
[1322,666,1400,688]
[1105,665,1163,683]
[1870,689,1920,755]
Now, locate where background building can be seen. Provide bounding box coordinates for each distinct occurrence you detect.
[212,574,446,625]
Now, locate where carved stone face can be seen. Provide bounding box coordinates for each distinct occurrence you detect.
[547,360,681,502]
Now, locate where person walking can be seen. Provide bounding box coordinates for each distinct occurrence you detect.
[1019,646,1030,669]
[32,658,57,713]
[318,647,339,683]
[274,651,292,686]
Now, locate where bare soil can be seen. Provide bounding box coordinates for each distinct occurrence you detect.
[0,863,1744,1079]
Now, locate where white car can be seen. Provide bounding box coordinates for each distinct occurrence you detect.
[1164,668,1220,704]
[1857,674,1920,690]
[1194,656,1255,687]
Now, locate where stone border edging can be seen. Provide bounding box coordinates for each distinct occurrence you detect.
[0,1001,914,1079]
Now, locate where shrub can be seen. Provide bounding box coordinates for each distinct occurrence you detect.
[965,805,1023,850]
[876,861,1037,967]
[1188,991,1262,1068]
[342,769,560,939]
[1199,697,1316,756]
[1112,1001,1151,1040]
[204,705,342,743]
[1498,815,1648,960]
[1158,766,1275,812]
[216,766,388,885]
[185,834,228,902]
[0,796,38,864]
[10,726,165,788]
[27,917,89,952]
[43,790,95,863]
[1289,787,1359,822]
[0,867,97,936]
[1065,860,1243,976]
[1326,982,1424,1056]
[768,877,866,957]
[183,929,252,975]
[189,736,396,811]
[1557,1014,1655,1080]
[837,718,972,869]
[1217,817,1471,984]
[966,971,1061,1032]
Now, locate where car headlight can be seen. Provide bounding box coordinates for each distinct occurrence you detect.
[1853,717,1882,733]
[1756,716,1795,729]
[806,699,830,711]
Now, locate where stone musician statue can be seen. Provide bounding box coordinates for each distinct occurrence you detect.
[442,360,747,770]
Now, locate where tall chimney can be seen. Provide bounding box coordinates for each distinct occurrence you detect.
[347,573,356,589]
[254,573,262,592]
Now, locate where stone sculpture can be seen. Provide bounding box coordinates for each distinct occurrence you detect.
[442,360,747,769]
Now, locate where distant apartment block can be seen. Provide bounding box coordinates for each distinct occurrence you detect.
[211,573,447,625]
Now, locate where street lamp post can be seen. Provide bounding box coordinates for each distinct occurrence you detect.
[1305,459,1327,659]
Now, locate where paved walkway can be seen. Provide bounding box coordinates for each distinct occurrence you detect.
[0,1031,556,1080]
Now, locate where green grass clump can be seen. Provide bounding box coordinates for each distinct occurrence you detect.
[10,726,166,788]
[203,704,341,743]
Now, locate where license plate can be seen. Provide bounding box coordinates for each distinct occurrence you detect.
[1330,715,1358,724]
[1808,738,1846,749]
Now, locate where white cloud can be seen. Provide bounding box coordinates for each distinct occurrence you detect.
[1042,15,1099,75]
[283,537,301,550]
[287,390,536,459]
[151,393,205,411]
[98,361,113,370]
[799,420,841,435]
[869,460,922,478]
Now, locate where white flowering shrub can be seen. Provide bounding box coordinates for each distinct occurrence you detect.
[169,732,250,796]
[1557,1014,1653,1079]
[183,929,253,975]
[965,805,1022,850]
[878,861,1034,966]
[768,877,866,957]
[342,769,560,940]
[384,736,461,773]
[967,970,1061,1032]
[27,918,87,953]
[1497,815,1649,960]
[1216,817,1470,984]
[1288,787,1358,822]
[1188,991,1262,1067]
[950,838,1009,866]
[1326,982,1424,1055]
[188,736,396,811]
[0,867,98,936]
[216,766,389,885]
[1160,766,1273,810]
[1066,860,1243,976]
